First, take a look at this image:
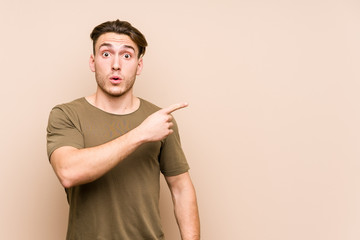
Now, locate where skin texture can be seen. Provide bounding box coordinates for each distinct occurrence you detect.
[166,172,201,240]
[88,33,143,114]
[90,33,142,98]
[50,32,200,239]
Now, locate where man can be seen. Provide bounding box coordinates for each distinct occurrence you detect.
[47,20,200,240]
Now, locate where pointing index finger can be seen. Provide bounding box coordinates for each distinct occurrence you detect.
[162,102,189,114]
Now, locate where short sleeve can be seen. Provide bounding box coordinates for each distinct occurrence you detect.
[159,119,189,176]
[46,106,84,159]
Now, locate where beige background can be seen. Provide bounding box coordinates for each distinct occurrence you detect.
[1,0,360,239]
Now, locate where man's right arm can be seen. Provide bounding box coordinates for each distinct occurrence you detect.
[50,103,188,188]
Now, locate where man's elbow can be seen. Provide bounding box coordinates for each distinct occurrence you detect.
[56,168,78,188]
[50,147,81,188]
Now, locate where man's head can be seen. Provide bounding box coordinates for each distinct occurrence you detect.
[89,20,146,98]
[90,20,147,58]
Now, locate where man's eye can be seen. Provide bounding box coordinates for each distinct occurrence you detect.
[102,52,110,57]
[124,54,131,59]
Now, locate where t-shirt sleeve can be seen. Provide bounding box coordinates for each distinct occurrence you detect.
[46,106,84,160]
[159,119,190,176]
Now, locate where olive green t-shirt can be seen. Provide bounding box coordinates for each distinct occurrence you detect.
[46,97,189,240]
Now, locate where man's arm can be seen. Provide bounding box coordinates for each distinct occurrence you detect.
[50,103,188,188]
[165,172,200,240]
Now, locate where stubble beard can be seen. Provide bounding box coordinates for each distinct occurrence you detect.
[95,72,136,98]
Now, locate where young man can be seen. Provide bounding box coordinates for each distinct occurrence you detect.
[47,20,200,240]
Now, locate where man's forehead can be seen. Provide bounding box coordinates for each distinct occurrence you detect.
[95,33,138,51]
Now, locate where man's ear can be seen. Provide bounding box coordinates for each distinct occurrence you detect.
[136,57,143,75]
[89,54,95,72]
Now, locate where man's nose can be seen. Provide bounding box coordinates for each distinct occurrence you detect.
[112,56,121,70]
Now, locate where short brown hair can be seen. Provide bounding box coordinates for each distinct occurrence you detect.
[90,20,148,58]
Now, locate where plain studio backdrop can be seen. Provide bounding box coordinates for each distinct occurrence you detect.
[0,0,359,239]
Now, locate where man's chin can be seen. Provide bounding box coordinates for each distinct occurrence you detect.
[104,88,132,98]
[106,91,126,98]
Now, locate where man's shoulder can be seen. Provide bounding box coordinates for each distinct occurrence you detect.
[139,98,162,112]
[50,97,88,120]
[52,97,87,112]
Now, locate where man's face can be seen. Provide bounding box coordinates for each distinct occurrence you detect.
[89,32,143,98]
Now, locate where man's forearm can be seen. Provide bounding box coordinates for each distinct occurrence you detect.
[51,127,145,188]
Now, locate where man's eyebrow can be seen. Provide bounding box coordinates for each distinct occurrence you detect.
[122,45,136,52]
[98,43,113,49]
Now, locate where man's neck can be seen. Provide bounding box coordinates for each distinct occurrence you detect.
[86,91,140,115]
